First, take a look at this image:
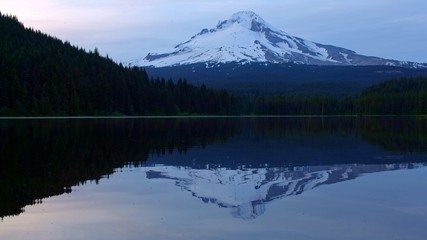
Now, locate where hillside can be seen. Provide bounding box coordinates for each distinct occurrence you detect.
[356,77,427,115]
[0,13,237,116]
[145,62,427,95]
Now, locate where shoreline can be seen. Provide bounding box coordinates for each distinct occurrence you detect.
[0,114,425,120]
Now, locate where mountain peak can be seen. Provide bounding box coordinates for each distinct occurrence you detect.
[229,11,264,25]
[217,11,272,33]
[134,11,425,68]
[230,10,258,19]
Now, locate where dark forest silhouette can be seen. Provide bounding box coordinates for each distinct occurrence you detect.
[0,13,238,116]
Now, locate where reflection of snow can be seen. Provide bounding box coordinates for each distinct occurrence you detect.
[231,202,266,219]
[144,163,425,219]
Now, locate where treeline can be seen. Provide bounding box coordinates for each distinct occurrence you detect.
[356,77,427,115]
[0,13,237,116]
[1,13,426,116]
[246,77,427,115]
[246,95,355,115]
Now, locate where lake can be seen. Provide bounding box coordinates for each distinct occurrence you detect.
[1,117,426,240]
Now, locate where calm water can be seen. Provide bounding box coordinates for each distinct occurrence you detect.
[1,117,427,239]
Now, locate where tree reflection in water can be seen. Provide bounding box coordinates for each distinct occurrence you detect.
[0,117,426,218]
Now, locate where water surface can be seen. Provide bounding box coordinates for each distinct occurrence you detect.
[1,117,426,239]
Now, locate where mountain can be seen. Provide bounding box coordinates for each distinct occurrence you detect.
[134,11,426,68]
[133,11,427,95]
[144,163,426,219]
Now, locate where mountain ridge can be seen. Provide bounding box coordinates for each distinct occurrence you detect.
[134,11,426,68]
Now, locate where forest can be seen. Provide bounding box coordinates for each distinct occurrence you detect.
[247,76,427,115]
[146,61,427,95]
[0,13,238,116]
[1,13,426,116]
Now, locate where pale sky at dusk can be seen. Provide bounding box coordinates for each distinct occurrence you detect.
[1,0,426,63]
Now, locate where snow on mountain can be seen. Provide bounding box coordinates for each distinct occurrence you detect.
[133,11,425,68]
[143,163,425,219]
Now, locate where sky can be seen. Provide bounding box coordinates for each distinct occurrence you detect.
[1,0,427,64]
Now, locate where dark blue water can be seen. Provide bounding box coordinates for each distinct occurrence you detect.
[1,117,426,239]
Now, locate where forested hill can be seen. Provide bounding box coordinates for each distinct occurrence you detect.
[356,77,427,115]
[0,13,238,116]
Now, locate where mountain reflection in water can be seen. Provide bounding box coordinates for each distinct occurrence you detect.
[143,163,425,219]
[0,117,426,219]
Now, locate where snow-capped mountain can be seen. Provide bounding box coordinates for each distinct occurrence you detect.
[144,163,426,219]
[134,11,425,68]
